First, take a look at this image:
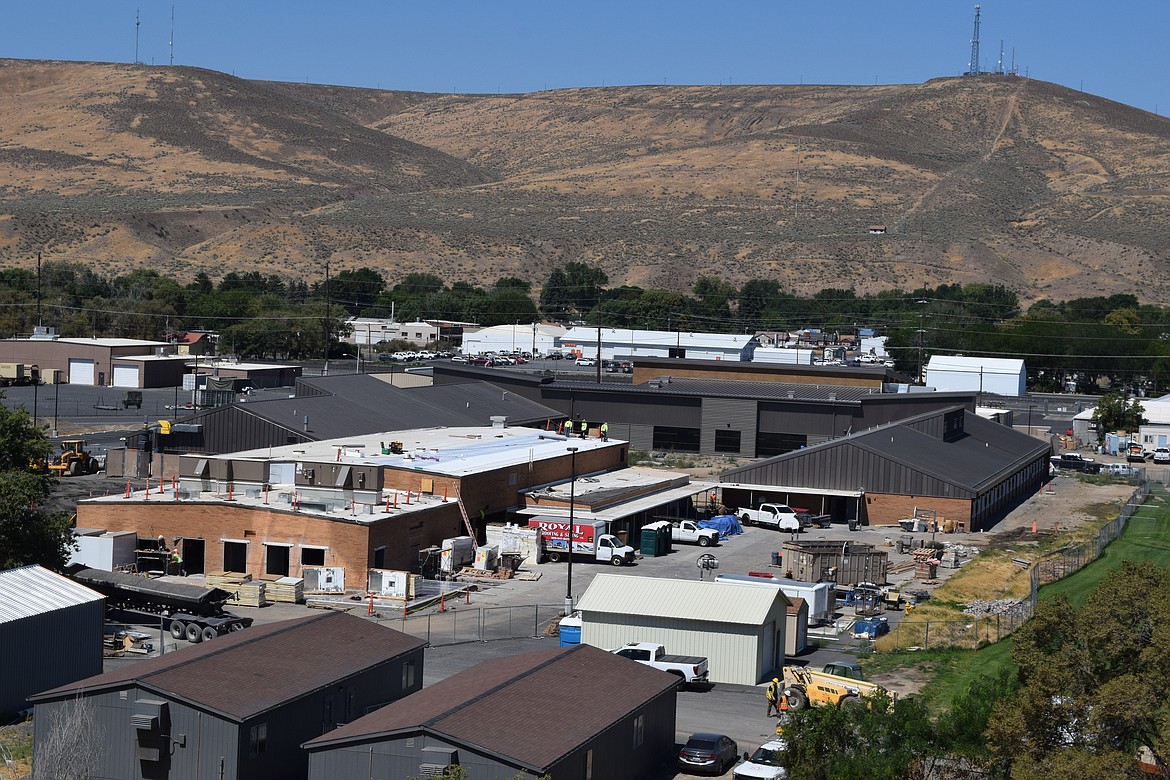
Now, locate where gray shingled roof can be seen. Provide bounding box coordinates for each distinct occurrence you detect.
[30,612,424,721]
[183,375,563,441]
[304,644,677,771]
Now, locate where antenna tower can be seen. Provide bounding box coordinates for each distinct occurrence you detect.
[169,1,175,66]
[996,40,1004,75]
[968,5,982,76]
[134,8,140,64]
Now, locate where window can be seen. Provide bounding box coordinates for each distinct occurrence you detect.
[714,429,741,454]
[249,723,267,757]
[632,713,645,749]
[301,547,326,567]
[651,426,700,452]
[223,541,247,573]
[402,660,417,690]
[265,544,289,577]
[373,546,386,569]
[756,432,807,458]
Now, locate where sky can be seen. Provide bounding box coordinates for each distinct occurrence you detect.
[4,1,1170,115]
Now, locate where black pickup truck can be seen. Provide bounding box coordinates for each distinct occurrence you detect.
[1049,453,1101,474]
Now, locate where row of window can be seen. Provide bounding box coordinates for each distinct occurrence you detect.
[648,426,807,457]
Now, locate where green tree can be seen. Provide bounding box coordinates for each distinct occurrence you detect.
[0,398,73,570]
[1090,392,1145,444]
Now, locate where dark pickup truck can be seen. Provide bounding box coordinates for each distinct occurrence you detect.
[1049,453,1101,474]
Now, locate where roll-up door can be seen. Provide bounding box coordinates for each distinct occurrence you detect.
[69,359,96,385]
[112,365,140,388]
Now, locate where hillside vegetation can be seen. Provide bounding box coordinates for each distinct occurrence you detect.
[2,59,1170,301]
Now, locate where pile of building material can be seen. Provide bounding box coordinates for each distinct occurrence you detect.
[206,571,251,589]
[227,581,267,608]
[962,598,1023,616]
[911,548,941,580]
[265,577,304,603]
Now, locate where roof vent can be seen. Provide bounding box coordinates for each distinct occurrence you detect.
[787,390,795,399]
[828,393,837,401]
[490,415,507,429]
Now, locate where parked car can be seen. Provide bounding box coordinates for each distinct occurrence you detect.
[678,733,739,776]
[547,351,564,360]
[1049,453,1100,474]
[575,357,596,366]
[733,739,787,780]
[1155,447,1170,464]
[1103,463,1134,478]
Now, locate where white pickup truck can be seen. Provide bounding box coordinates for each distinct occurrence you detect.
[738,503,805,531]
[671,520,720,547]
[611,642,710,686]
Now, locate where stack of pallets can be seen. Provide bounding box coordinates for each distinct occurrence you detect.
[266,577,305,604]
[227,581,267,608]
[206,571,251,589]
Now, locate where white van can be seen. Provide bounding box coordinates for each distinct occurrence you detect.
[1103,463,1134,477]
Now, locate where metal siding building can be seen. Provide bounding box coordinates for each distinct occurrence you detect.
[31,613,425,780]
[926,356,1026,397]
[577,574,789,685]
[0,565,104,717]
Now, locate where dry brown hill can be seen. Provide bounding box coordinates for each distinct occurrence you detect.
[2,58,1170,301]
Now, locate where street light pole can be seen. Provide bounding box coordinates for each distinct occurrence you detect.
[565,446,579,616]
[30,364,39,428]
[53,378,59,438]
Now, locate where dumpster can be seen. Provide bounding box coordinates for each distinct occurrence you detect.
[771,551,782,566]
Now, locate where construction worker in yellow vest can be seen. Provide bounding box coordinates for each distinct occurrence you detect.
[578,419,588,439]
[765,677,781,716]
[600,422,609,441]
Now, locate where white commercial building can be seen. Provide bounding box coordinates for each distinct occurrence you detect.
[560,328,756,362]
[576,573,789,685]
[461,323,567,356]
[925,356,1026,397]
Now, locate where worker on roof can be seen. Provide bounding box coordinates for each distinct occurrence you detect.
[600,422,609,441]
[578,418,588,439]
[766,677,781,717]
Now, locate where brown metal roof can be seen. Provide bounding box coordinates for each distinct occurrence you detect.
[306,644,678,770]
[31,612,424,721]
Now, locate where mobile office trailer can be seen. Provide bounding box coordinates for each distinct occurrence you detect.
[528,517,636,566]
[715,573,835,625]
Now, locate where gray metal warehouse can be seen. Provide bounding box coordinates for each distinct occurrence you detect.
[0,565,104,718]
[434,362,979,459]
[577,574,790,685]
[30,612,425,780]
[720,406,1052,531]
[304,644,678,780]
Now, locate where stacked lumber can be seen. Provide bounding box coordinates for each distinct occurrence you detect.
[207,571,251,588]
[266,577,304,603]
[227,581,267,608]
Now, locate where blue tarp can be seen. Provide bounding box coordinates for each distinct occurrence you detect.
[699,515,744,539]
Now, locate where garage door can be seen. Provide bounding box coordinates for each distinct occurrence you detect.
[112,365,139,388]
[69,359,95,385]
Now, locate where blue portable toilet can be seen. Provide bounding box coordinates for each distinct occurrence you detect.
[558,613,582,646]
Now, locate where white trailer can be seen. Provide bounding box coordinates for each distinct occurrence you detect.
[715,573,835,625]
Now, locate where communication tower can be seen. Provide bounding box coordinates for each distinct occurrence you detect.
[967,5,982,76]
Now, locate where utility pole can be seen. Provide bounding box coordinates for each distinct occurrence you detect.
[322,262,331,376]
[916,299,928,383]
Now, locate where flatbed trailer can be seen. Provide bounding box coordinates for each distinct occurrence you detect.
[73,567,253,643]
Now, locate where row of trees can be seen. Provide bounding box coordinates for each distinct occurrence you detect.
[780,561,1170,779]
[0,262,1166,391]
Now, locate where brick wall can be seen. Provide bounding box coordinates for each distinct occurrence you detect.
[76,500,462,581]
[862,493,972,529]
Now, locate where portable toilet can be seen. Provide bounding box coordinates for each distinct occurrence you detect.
[558,613,582,646]
[639,525,660,557]
[655,521,672,555]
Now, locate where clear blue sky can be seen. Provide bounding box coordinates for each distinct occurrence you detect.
[6,1,1169,114]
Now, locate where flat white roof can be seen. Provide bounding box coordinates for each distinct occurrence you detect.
[57,337,169,348]
[192,360,292,371]
[719,481,863,498]
[561,327,753,350]
[229,426,620,478]
[517,470,716,523]
[116,354,191,363]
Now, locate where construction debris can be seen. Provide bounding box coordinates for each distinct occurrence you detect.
[962,599,1023,616]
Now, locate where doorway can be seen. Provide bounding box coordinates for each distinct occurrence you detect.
[265,544,290,577]
[223,541,248,573]
[181,538,205,575]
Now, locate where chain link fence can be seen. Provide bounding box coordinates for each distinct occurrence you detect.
[373,604,565,647]
[882,481,1150,651]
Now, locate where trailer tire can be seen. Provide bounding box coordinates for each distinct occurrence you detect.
[547,551,562,563]
[201,626,218,642]
[169,620,186,640]
[611,556,625,567]
[185,623,204,643]
[698,536,711,547]
[784,687,807,711]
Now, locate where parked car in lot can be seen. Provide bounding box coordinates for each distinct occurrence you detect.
[1049,453,1100,473]
[1103,463,1135,478]
[733,739,787,780]
[1155,447,1170,464]
[678,733,739,776]
[575,357,596,366]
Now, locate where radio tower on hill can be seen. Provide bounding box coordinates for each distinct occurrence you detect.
[967,4,982,76]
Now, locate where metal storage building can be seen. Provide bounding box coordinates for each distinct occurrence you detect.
[0,565,104,717]
[925,355,1026,398]
[576,574,790,685]
[30,612,425,780]
[304,644,677,780]
[721,406,1052,532]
